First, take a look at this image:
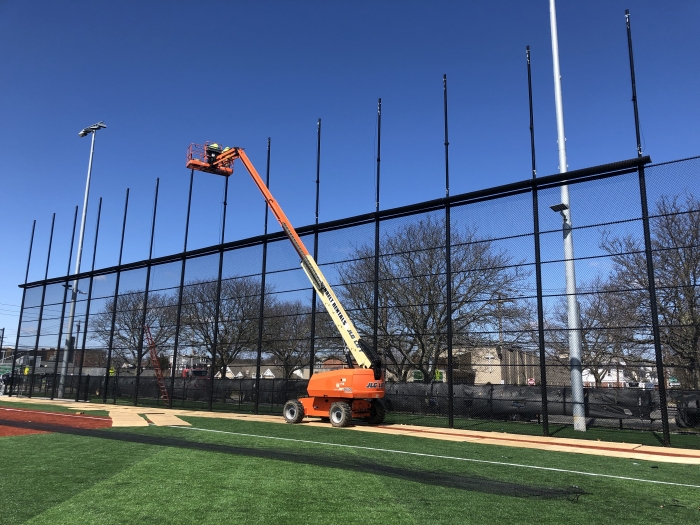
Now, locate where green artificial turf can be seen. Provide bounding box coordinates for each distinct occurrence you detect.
[0,399,109,416]
[100,395,257,413]
[1,415,699,524]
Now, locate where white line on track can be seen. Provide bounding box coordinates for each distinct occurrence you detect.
[170,425,700,489]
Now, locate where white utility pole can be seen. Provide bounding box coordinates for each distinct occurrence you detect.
[57,122,106,398]
[549,0,586,431]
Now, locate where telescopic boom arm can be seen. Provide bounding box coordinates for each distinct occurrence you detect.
[186,144,382,379]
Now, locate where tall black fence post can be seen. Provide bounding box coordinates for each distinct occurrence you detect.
[29,214,55,397]
[254,138,272,413]
[134,179,159,406]
[308,121,321,379]
[9,220,36,397]
[208,175,229,410]
[527,46,550,436]
[625,9,670,446]
[443,75,455,428]
[74,320,86,401]
[52,207,78,399]
[170,170,195,406]
[103,189,129,403]
[373,100,382,373]
[75,198,102,402]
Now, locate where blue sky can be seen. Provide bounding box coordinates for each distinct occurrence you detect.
[1,1,699,344]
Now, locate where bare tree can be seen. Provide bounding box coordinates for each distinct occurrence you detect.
[263,300,312,379]
[302,303,347,370]
[338,215,530,382]
[602,194,700,389]
[91,291,178,366]
[543,276,649,387]
[180,277,266,377]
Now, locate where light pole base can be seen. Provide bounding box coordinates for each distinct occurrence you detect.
[573,413,587,432]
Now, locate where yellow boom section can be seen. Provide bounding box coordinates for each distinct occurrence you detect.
[299,255,374,369]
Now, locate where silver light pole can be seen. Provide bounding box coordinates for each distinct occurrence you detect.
[57,121,106,398]
[549,0,585,431]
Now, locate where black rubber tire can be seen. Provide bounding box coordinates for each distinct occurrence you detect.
[329,401,352,427]
[283,399,305,424]
[366,399,386,425]
[676,405,700,429]
[675,411,688,428]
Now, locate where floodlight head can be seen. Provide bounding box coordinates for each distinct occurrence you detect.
[550,203,569,213]
[78,121,107,137]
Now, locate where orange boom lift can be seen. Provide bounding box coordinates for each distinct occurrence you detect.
[187,143,385,427]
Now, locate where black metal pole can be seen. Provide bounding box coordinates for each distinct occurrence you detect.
[148,179,159,261]
[308,119,321,379]
[626,9,670,446]
[103,189,129,403]
[208,175,229,410]
[10,293,27,397]
[443,75,454,428]
[170,170,195,406]
[72,320,81,395]
[29,214,55,397]
[10,220,36,396]
[254,138,271,413]
[91,199,103,272]
[626,10,643,159]
[51,206,78,399]
[373,99,382,367]
[315,119,321,227]
[134,179,159,406]
[527,46,550,436]
[527,47,537,186]
[75,197,101,402]
[75,313,87,401]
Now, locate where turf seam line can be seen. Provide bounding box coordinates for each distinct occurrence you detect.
[170,425,700,489]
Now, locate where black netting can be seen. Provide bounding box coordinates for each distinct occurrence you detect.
[9,156,700,440]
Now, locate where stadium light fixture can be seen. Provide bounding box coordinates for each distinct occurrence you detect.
[78,121,107,137]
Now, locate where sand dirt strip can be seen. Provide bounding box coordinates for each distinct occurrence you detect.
[2,396,699,464]
[0,406,111,436]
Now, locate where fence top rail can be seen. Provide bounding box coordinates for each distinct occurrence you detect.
[22,156,650,290]
[646,154,700,168]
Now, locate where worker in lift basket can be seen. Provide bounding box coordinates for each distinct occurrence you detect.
[206,142,222,164]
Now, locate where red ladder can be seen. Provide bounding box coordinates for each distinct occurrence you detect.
[144,325,170,405]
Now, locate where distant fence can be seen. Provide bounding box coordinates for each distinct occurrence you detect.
[7,155,700,444]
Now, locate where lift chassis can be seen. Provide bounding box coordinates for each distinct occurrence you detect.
[187,143,385,427]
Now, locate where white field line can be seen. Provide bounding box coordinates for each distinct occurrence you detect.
[171,425,700,489]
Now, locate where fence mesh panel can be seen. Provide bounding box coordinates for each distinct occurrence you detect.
[7,156,700,438]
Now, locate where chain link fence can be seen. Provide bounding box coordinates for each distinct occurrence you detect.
[5,156,700,443]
